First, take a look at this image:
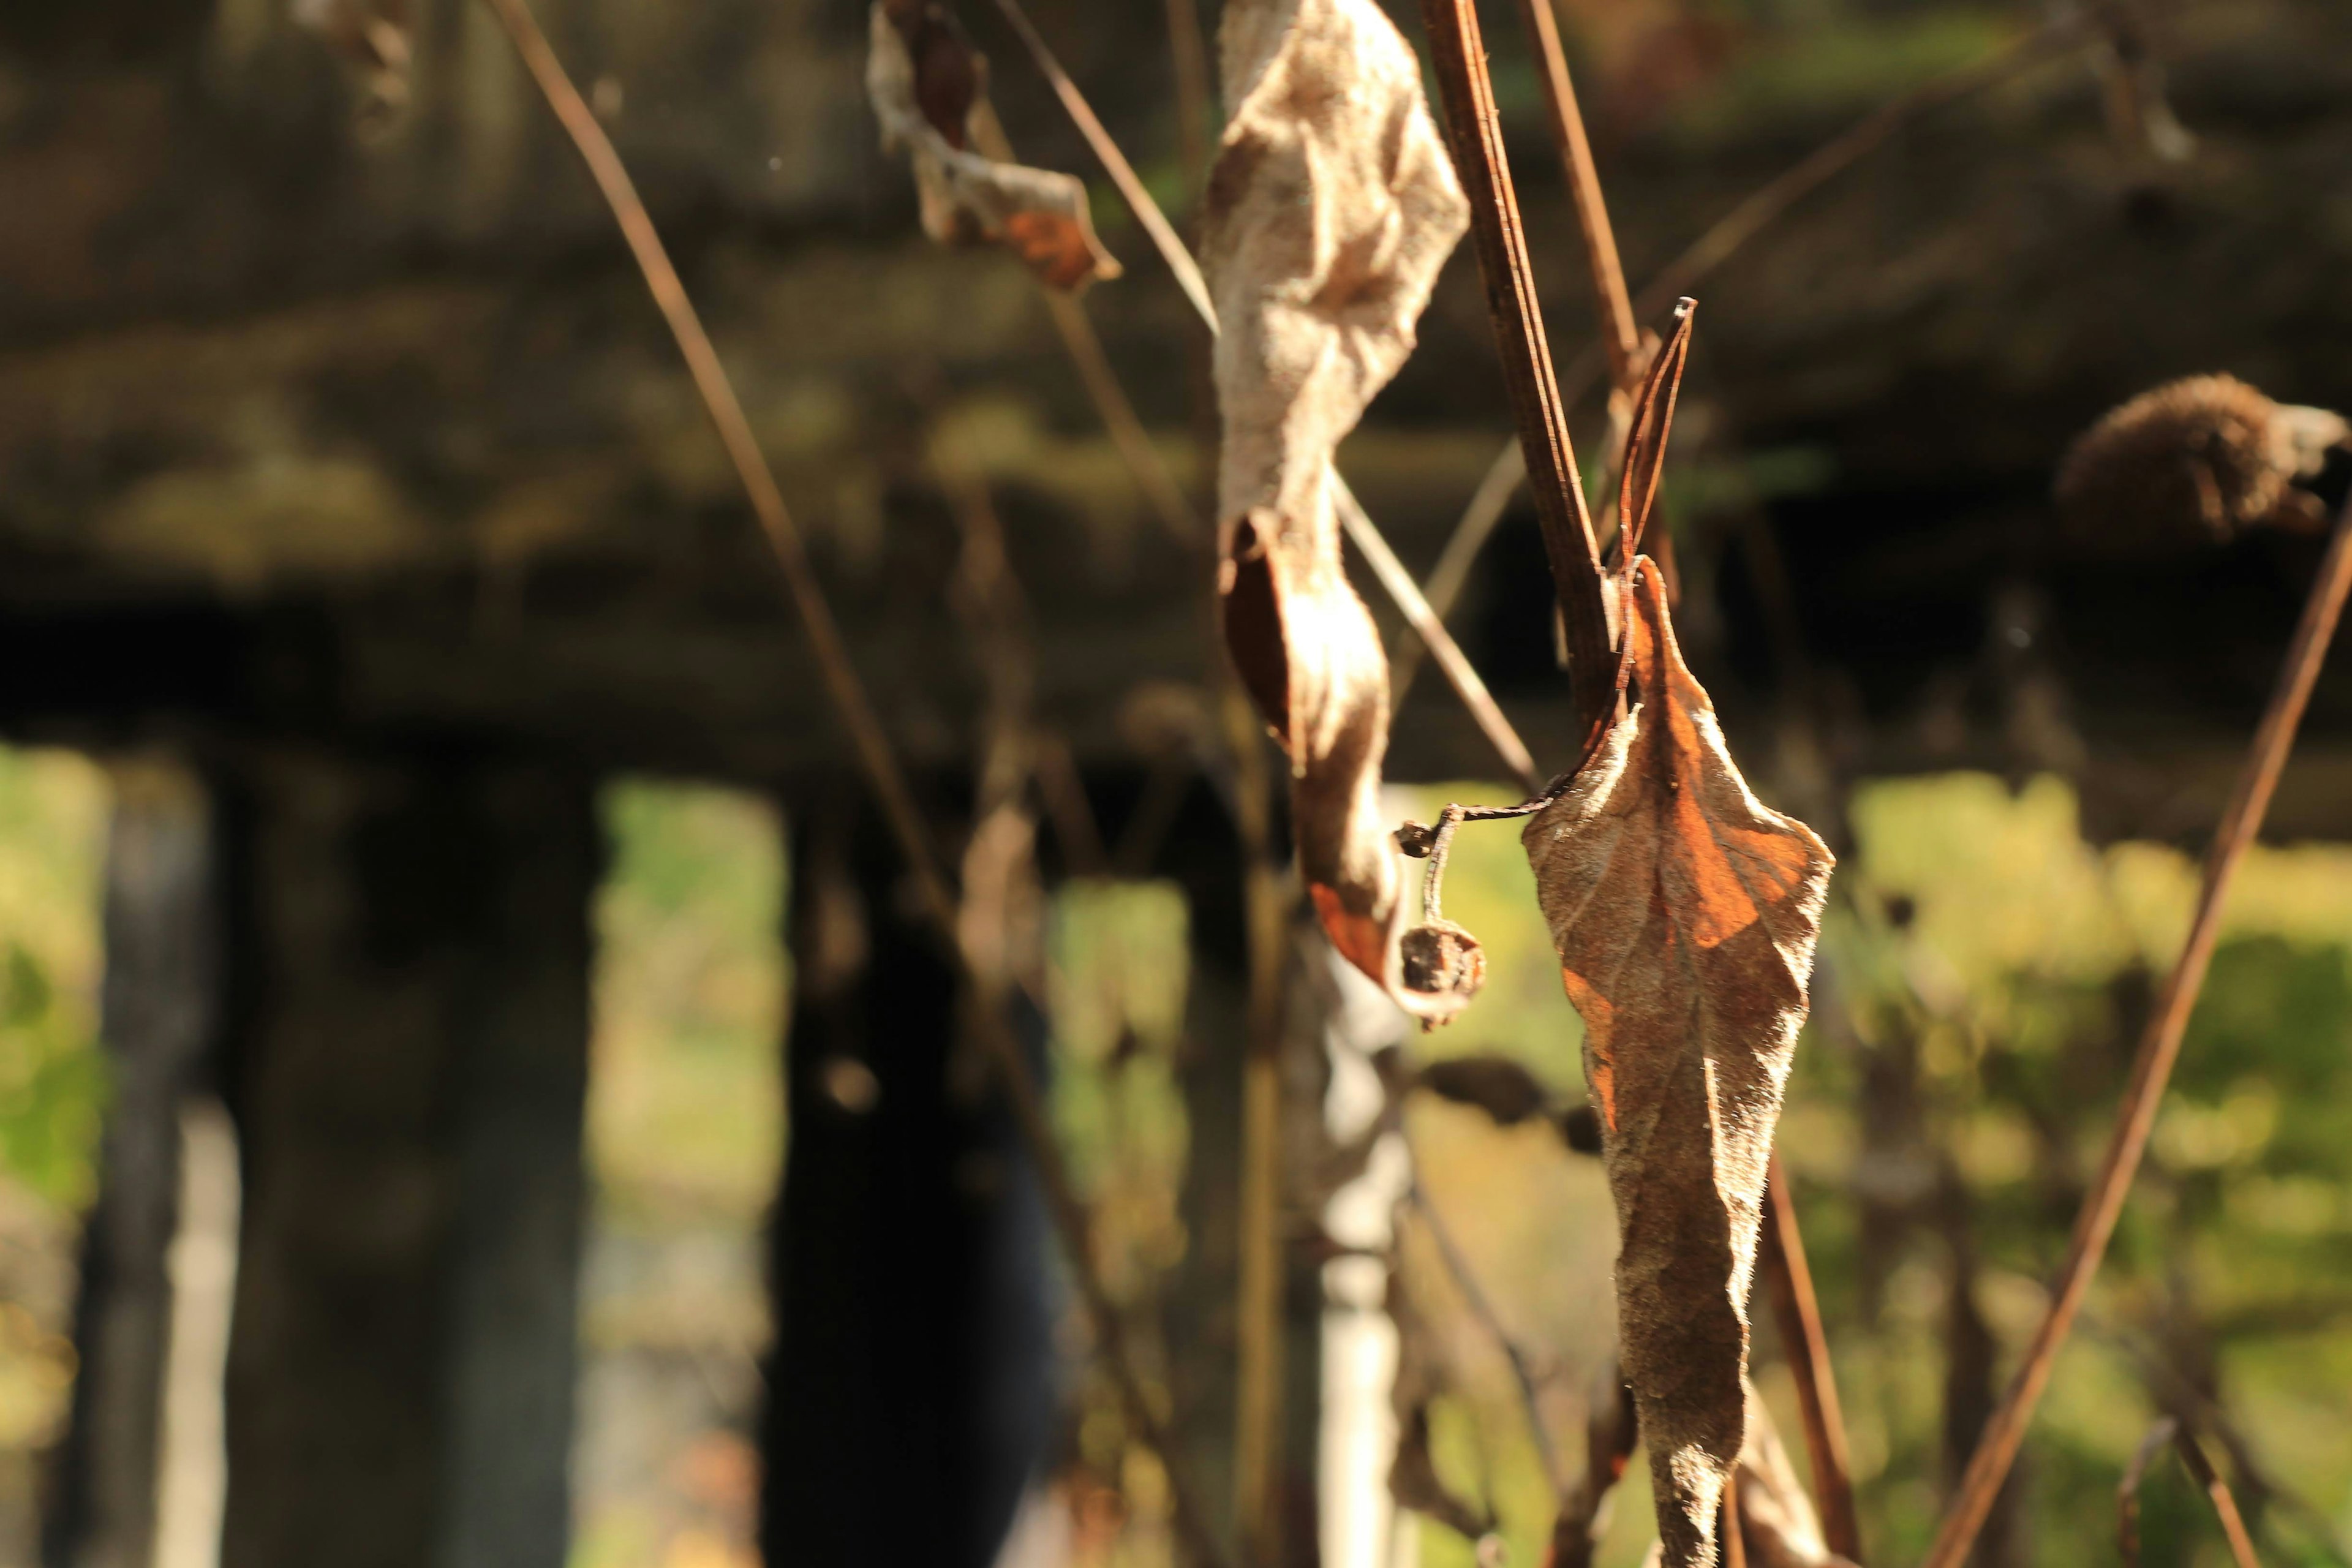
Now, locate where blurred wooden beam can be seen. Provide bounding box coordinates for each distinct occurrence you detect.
[217,750,594,1568]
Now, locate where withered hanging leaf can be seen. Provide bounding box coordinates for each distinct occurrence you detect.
[865,1,1119,290]
[1204,0,1472,1023]
[1521,559,1833,1567]
[1731,1382,1857,1568]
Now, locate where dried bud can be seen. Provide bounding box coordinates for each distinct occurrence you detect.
[2055,374,2346,557]
[1398,920,1487,1014]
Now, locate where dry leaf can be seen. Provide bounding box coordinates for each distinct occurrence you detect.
[1204,0,1472,1023]
[1521,559,1833,1567]
[1545,1355,1638,1568]
[1732,1382,1856,1568]
[865,1,1119,290]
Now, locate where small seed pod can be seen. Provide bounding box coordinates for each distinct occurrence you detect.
[1397,919,1486,1012]
[2054,374,2347,557]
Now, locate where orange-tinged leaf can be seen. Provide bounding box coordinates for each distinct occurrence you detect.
[1204,0,1473,1022]
[1522,559,1833,1567]
[865,2,1120,291]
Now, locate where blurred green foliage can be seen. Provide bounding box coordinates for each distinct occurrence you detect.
[0,747,108,1215]
[1379,772,2352,1568]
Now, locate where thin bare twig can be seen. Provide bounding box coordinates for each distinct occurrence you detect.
[1404,1177,1565,1490]
[1161,0,1212,192]
[1390,439,1524,710]
[1415,0,1616,744]
[478,6,1227,1563]
[1414,14,2088,650]
[2173,1420,2265,1568]
[1759,1150,1863,1562]
[985,0,1215,332]
[1924,491,2352,1568]
[962,105,1201,549]
[987,0,1544,790]
[1513,0,1637,386]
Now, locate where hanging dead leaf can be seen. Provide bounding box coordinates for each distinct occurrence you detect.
[1204,0,1473,1023]
[865,1,1119,290]
[1731,1382,1857,1568]
[1521,558,1833,1567]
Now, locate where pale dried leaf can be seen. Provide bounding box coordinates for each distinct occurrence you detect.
[1204,0,1472,1022]
[1521,560,1833,1567]
[1733,1382,1856,1568]
[866,2,1119,290]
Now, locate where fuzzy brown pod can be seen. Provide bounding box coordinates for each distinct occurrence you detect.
[2056,374,2348,557]
[1204,0,1473,1023]
[1521,559,1833,1567]
[865,1,1119,290]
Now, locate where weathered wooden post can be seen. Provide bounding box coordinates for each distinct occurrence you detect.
[216,749,595,1568]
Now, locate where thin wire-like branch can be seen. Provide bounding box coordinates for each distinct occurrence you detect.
[1390,439,1525,710]
[1758,1150,1863,1562]
[989,0,1213,331]
[1924,490,2352,1568]
[2173,1420,2265,1568]
[987,0,1543,790]
[1404,1177,1565,1491]
[478,7,1227,1563]
[1416,0,1616,744]
[965,105,1201,549]
[1416,14,2088,638]
[1512,0,1637,385]
[1161,0,1212,192]
[1336,483,1540,793]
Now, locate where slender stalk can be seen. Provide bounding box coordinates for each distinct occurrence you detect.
[1390,439,1528,712]
[1161,0,1213,196]
[968,106,1200,548]
[1415,0,1616,744]
[2174,1424,2265,1568]
[1414,14,2086,640]
[478,6,1227,1563]
[1511,0,1637,385]
[989,0,1213,331]
[1406,1177,1566,1491]
[1924,491,2352,1568]
[1336,483,1540,794]
[1758,1151,1863,1562]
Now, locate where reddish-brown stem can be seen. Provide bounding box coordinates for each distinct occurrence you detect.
[1415,0,1616,744]
[1759,1152,1863,1562]
[1512,0,1637,385]
[988,0,1541,792]
[1924,491,2352,1568]
[479,5,1227,1564]
[2173,1423,2264,1568]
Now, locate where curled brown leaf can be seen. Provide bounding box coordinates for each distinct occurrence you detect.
[1521,559,1833,1567]
[1204,0,1474,1023]
[865,1,1120,290]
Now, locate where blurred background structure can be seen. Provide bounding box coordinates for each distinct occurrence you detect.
[3,1,2352,1566]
